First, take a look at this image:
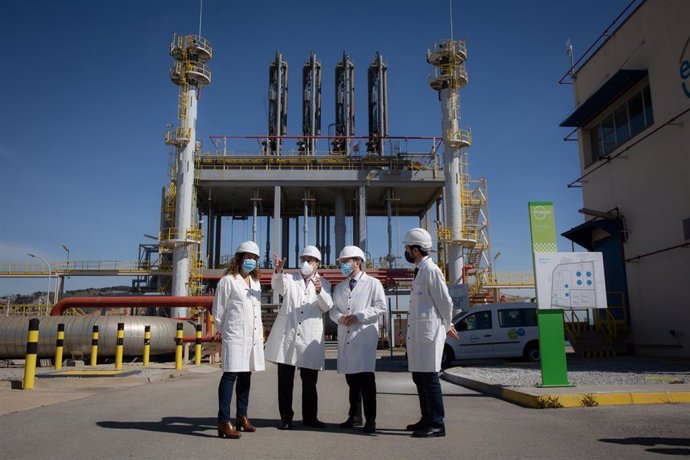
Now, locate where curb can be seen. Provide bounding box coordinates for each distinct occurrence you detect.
[442,372,690,408]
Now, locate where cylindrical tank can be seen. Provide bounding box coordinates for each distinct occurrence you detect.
[0,316,196,359]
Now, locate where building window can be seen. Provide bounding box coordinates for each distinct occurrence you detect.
[586,83,654,166]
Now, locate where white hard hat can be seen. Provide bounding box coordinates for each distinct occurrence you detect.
[300,245,322,262]
[338,245,366,262]
[235,240,260,257]
[403,228,433,249]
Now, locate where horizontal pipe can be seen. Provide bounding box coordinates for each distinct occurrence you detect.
[50,296,213,317]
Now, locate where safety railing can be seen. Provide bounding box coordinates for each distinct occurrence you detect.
[170,34,213,60]
[483,272,535,287]
[0,260,170,275]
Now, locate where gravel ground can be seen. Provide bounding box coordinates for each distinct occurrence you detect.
[447,356,690,387]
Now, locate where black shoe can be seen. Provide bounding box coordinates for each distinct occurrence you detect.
[339,416,363,428]
[412,425,446,438]
[406,419,428,431]
[278,420,293,430]
[362,422,376,434]
[302,419,327,429]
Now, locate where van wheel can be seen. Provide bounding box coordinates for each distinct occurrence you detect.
[441,345,455,369]
[523,342,540,362]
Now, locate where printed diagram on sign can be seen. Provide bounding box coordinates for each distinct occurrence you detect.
[551,262,596,308]
[534,252,607,311]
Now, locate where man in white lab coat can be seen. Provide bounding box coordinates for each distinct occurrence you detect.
[403,228,458,438]
[330,245,386,434]
[265,246,333,430]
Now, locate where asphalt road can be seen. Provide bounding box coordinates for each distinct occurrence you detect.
[2,354,689,459]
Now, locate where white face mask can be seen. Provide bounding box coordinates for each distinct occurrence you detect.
[300,261,314,277]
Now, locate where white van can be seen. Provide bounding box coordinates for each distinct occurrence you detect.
[442,302,540,368]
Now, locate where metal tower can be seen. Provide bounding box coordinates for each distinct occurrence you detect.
[367,52,388,155]
[427,39,473,285]
[299,52,321,155]
[332,52,355,154]
[165,33,212,317]
[266,51,288,155]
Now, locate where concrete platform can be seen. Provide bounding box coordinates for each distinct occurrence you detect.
[442,368,690,408]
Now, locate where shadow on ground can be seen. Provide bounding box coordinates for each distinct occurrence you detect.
[599,437,690,456]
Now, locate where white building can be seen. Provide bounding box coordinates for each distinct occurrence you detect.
[561,0,690,357]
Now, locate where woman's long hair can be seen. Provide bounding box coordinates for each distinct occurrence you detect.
[225,253,260,281]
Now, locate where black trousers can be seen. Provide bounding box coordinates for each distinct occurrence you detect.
[277,363,319,422]
[345,372,376,422]
[412,371,445,426]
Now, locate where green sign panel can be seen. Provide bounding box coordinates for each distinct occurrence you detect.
[528,202,572,387]
[528,202,558,253]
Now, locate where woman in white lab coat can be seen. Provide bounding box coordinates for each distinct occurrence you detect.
[329,246,386,433]
[213,241,265,439]
[264,245,333,429]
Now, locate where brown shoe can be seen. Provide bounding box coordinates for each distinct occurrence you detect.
[217,421,241,439]
[236,416,256,432]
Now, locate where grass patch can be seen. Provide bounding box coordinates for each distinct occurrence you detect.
[537,396,563,408]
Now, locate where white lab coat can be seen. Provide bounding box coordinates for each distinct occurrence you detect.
[406,256,453,372]
[264,272,333,370]
[212,273,265,373]
[329,272,387,374]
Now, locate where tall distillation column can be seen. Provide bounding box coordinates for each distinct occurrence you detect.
[427,39,472,284]
[299,52,321,155]
[267,51,288,155]
[367,52,388,155]
[332,52,355,154]
[167,33,212,317]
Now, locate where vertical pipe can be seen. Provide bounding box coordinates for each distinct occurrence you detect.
[54,323,64,370]
[264,215,271,269]
[358,185,367,255]
[273,185,281,259]
[143,325,151,367]
[195,324,202,365]
[115,322,124,370]
[335,190,346,257]
[23,318,39,390]
[315,215,321,254]
[252,191,259,243]
[326,215,331,265]
[295,217,300,264]
[207,195,214,268]
[303,190,309,248]
[282,218,290,267]
[215,216,222,268]
[386,189,394,267]
[175,322,184,369]
[320,214,326,260]
[90,325,99,367]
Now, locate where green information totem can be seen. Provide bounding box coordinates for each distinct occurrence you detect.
[528,202,572,387]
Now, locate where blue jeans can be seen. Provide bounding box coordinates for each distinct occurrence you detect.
[218,372,251,422]
[412,371,445,426]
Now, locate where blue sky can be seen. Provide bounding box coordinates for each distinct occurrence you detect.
[0,0,634,296]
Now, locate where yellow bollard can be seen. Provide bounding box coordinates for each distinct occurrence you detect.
[54,323,64,370]
[143,325,151,367]
[90,325,99,366]
[175,322,183,370]
[115,322,124,370]
[194,324,202,366]
[23,318,40,390]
